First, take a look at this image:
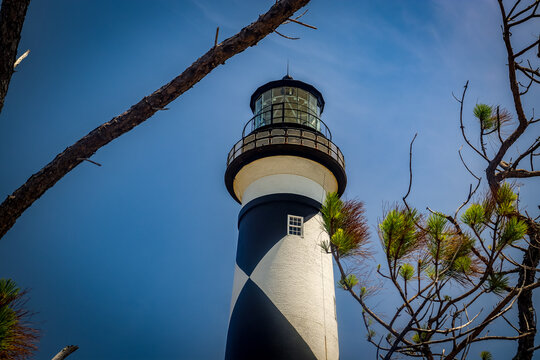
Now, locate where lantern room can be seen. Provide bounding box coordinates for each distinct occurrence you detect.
[247,75,328,136]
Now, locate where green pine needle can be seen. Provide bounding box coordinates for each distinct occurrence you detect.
[498,217,527,249]
[473,104,494,130]
[485,273,509,295]
[379,208,420,260]
[496,183,518,216]
[480,350,493,360]
[399,263,415,281]
[461,203,486,232]
[338,274,359,290]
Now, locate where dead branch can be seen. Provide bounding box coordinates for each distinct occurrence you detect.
[0,0,31,114]
[458,146,481,181]
[402,132,417,207]
[514,39,540,59]
[0,0,311,239]
[274,29,300,40]
[276,10,316,40]
[284,17,317,29]
[496,168,540,180]
[508,0,538,21]
[214,27,219,47]
[13,49,29,69]
[516,63,540,83]
[511,137,540,169]
[489,0,531,193]
[51,345,79,360]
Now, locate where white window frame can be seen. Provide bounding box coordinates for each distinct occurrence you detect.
[287,215,304,237]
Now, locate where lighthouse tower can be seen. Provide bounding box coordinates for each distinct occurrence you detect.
[224,76,346,360]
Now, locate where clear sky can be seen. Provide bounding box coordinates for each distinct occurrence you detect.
[1,0,538,359]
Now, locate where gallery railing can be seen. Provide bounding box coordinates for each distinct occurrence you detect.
[242,104,332,140]
[227,127,345,170]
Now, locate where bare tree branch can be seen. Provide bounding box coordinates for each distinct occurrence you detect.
[51,345,79,360]
[516,63,540,84]
[284,17,317,29]
[0,0,311,239]
[507,0,524,19]
[514,39,540,59]
[274,29,300,40]
[402,132,417,207]
[496,168,540,180]
[0,0,31,114]
[13,49,29,69]
[490,0,532,193]
[508,0,538,21]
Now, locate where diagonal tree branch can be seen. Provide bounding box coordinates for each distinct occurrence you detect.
[0,0,31,114]
[0,0,311,239]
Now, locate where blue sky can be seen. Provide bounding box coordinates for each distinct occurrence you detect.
[1,0,538,359]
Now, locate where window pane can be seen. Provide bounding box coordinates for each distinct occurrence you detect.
[272,88,284,105]
[308,94,318,116]
[288,215,304,236]
[273,108,282,123]
[262,90,272,110]
[255,97,262,113]
[284,88,298,123]
[262,110,271,125]
[298,89,308,107]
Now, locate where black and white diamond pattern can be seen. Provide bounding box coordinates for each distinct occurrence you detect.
[225,194,339,360]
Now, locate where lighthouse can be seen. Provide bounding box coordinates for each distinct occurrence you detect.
[224,75,346,360]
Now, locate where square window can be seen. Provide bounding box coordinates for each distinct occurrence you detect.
[287,215,304,237]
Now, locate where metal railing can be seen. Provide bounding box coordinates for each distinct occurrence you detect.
[242,103,332,140]
[227,127,345,169]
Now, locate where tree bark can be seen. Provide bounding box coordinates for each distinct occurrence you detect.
[0,0,310,239]
[0,0,31,114]
[51,345,78,360]
[513,224,540,360]
[494,2,539,358]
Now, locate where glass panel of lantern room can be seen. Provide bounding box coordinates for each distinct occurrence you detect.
[284,87,297,124]
[255,97,262,114]
[308,94,320,131]
[261,90,272,125]
[254,97,263,128]
[308,94,318,116]
[272,88,284,124]
[297,89,308,125]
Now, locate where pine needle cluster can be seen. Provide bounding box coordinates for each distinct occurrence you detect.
[0,279,39,360]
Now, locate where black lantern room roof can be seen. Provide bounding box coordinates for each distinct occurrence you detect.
[249,75,325,113]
